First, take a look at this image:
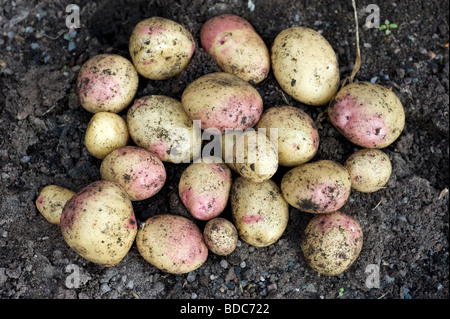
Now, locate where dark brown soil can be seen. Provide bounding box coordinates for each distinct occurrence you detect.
[0,0,448,300]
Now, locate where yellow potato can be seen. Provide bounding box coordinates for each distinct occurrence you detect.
[255,105,319,167]
[203,217,238,256]
[301,211,363,276]
[35,185,75,225]
[231,177,289,247]
[344,148,392,193]
[127,95,202,163]
[84,112,130,159]
[60,180,137,267]
[271,26,340,105]
[129,17,195,80]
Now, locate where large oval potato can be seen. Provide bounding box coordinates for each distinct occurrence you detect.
[200,14,270,84]
[231,177,289,247]
[233,130,278,183]
[203,217,238,256]
[328,81,405,148]
[301,211,363,276]
[60,180,137,267]
[84,112,130,160]
[127,95,202,163]
[281,160,351,213]
[136,214,208,274]
[271,27,339,106]
[129,17,195,80]
[178,156,232,221]
[344,148,392,193]
[76,54,138,113]
[35,185,75,225]
[181,72,263,133]
[100,146,166,201]
[255,105,319,167]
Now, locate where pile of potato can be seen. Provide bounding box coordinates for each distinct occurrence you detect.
[36,14,405,277]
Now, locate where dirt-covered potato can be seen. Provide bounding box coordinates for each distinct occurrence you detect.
[203,217,238,256]
[255,105,319,167]
[231,177,289,247]
[271,26,339,106]
[100,146,166,201]
[35,185,75,225]
[127,95,202,163]
[344,148,392,193]
[85,112,130,159]
[301,211,363,276]
[233,130,278,183]
[200,14,270,84]
[179,156,232,221]
[129,17,195,80]
[136,214,208,274]
[281,160,351,213]
[181,72,263,133]
[328,81,406,148]
[76,54,138,113]
[60,180,137,267]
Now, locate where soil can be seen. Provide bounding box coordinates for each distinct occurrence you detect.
[0,0,448,301]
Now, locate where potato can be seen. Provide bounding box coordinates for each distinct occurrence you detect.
[100,146,166,201]
[231,177,289,247]
[271,26,339,106]
[127,95,202,163]
[76,54,138,113]
[179,156,232,220]
[181,72,263,133]
[85,112,130,159]
[35,185,75,225]
[301,211,363,276]
[129,17,195,80]
[60,180,137,267]
[136,214,208,274]
[281,160,351,214]
[328,81,405,148]
[203,217,238,256]
[233,130,278,183]
[255,105,319,167]
[344,148,392,193]
[200,14,270,84]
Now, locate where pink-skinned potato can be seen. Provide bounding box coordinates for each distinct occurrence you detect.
[136,214,208,274]
[200,14,270,84]
[60,180,137,267]
[328,81,405,148]
[301,211,363,276]
[100,146,166,201]
[76,54,138,113]
[36,185,75,225]
[281,160,351,214]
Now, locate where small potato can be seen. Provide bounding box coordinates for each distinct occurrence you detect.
[85,112,130,159]
[271,27,340,106]
[328,81,405,148]
[60,180,137,267]
[76,54,138,113]
[344,148,392,193]
[200,14,270,84]
[129,17,195,80]
[301,211,363,276]
[233,130,278,183]
[181,72,263,133]
[136,214,208,274]
[35,185,75,225]
[203,217,238,256]
[127,95,202,163]
[281,160,351,214]
[231,177,289,247]
[179,156,232,220]
[100,146,166,201]
[255,105,319,167]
